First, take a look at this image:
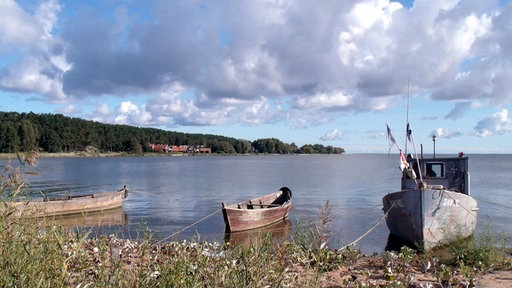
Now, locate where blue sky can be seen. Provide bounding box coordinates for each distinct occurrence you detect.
[1,0,512,153]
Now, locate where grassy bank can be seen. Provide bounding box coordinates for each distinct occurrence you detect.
[0,210,511,287]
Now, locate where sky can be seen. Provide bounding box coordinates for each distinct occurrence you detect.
[1,0,512,154]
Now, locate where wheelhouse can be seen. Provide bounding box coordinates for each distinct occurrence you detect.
[401,155,470,195]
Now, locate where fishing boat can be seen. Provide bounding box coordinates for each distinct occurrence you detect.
[383,127,478,251]
[4,186,128,217]
[222,187,292,232]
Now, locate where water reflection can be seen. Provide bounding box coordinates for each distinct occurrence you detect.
[41,208,127,228]
[224,219,291,247]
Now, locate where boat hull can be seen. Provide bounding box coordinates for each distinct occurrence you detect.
[383,188,478,251]
[222,188,292,232]
[5,188,128,217]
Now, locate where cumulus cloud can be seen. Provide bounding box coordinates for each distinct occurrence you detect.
[0,0,40,48]
[429,127,463,139]
[0,0,70,103]
[114,101,152,126]
[473,109,512,137]
[1,0,511,132]
[321,128,344,141]
[57,104,81,115]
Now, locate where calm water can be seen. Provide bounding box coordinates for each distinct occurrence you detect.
[18,154,512,254]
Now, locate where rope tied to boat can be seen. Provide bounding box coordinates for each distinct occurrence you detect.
[442,191,478,219]
[153,208,222,246]
[342,202,396,249]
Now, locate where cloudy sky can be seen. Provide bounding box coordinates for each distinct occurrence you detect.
[1,0,511,153]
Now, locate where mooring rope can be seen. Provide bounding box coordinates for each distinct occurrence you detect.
[442,191,478,218]
[154,208,222,246]
[342,203,395,249]
[474,196,512,210]
[125,188,160,197]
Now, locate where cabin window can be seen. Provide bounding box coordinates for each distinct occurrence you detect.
[425,162,444,178]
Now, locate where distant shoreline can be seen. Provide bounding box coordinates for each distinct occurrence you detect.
[0,152,126,160]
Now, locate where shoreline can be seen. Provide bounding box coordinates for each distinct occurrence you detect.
[0,152,138,160]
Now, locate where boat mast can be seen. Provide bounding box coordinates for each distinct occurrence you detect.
[405,73,410,155]
[404,74,424,184]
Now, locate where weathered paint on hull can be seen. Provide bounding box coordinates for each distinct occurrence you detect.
[383,188,478,251]
[222,188,292,232]
[223,202,292,232]
[6,188,128,217]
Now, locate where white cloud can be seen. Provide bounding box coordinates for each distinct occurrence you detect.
[0,0,40,48]
[473,109,512,137]
[56,104,80,115]
[294,91,353,110]
[1,0,512,140]
[321,128,344,141]
[429,127,463,139]
[0,0,69,103]
[95,103,110,116]
[114,101,152,126]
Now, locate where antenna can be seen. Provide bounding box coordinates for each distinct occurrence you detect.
[432,135,436,158]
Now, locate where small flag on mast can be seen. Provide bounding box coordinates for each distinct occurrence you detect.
[399,151,409,171]
[406,123,412,142]
[386,124,397,153]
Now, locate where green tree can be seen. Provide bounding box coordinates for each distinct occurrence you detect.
[0,122,20,153]
[40,129,61,153]
[300,145,314,154]
[233,139,252,154]
[215,141,235,154]
[19,120,37,151]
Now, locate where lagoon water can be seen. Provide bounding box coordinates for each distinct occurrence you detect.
[21,154,512,254]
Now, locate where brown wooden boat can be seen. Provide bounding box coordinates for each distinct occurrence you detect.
[222,187,292,232]
[4,186,128,217]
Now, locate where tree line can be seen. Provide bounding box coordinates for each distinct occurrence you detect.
[0,112,344,155]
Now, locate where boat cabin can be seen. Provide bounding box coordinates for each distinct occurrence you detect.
[401,155,470,195]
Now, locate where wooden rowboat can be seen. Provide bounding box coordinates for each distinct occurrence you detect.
[3,186,128,217]
[222,187,292,232]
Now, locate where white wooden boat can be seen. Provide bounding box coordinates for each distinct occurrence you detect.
[3,186,128,217]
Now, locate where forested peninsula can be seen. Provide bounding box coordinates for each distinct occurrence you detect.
[0,111,344,155]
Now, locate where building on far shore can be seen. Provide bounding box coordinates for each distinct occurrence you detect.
[148,143,211,155]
